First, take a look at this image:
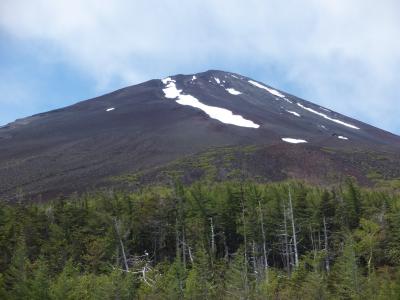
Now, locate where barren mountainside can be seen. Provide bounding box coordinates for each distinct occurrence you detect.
[1,70,399,201]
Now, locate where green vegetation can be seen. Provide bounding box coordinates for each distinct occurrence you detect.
[374,178,400,190]
[1,178,400,299]
[112,145,261,185]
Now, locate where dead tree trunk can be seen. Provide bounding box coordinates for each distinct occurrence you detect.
[114,217,129,272]
[288,188,299,267]
[323,216,330,273]
[187,244,194,264]
[210,217,216,256]
[252,240,258,283]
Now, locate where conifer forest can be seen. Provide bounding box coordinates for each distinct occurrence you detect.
[1,179,400,299]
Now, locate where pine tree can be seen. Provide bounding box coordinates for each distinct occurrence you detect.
[4,237,30,299]
[354,218,381,276]
[225,247,250,299]
[344,178,362,229]
[49,259,79,300]
[386,199,400,265]
[156,260,186,299]
[331,235,363,298]
[27,258,50,300]
[184,247,215,299]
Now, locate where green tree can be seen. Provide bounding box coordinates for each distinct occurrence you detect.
[343,178,362,229]
[27,258,50,300]
[354,218,381,276]
[225,247,250,299]
[4,237,30,300]
[331,235,363,299]
[386,199,400,265]
[156,260,186,299]
[49,259,79,300]
[184,247,215,299]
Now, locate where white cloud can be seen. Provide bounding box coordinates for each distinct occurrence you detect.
[0,0,399,133]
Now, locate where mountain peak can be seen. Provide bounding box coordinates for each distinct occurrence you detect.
[0,70,399,200]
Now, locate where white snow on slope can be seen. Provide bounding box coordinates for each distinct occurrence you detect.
[231,74,239,79]
[248,80,285,98]
[282,138,308,144]
[283,98,293,104]
[162,78,259,128]
[296,103,360,130]
[191,75,197,81]
[286,110,300,117]
[226,88,242,95]
[214,77,221,84]
[106,107,115,112]
[338,135,349,140]
[162,78,181,98]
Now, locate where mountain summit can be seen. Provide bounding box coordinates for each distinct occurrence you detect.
[1,70,399,200]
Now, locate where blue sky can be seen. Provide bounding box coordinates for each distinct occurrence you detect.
[1,0,399,134]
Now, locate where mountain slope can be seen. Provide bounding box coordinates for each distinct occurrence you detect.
[1,70,399,200]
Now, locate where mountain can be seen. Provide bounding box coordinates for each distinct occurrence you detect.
[1,70,399,201]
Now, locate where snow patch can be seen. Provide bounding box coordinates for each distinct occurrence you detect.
[248,80,285,98]
[296,103,360,130]
[231,74,239,79]
[214,77,221,84]
[283,98,293,104]
[286,110,300,117]
[226,88,242,95]
[191,75,197,81]
[162,78,181,98]
[161,77,171,84]
[162,78,259,128]
[106,108,115,112]
[338,135,349,140]
[282,138,308,144]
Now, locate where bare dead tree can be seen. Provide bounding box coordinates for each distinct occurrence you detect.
[323,216,330,273]
[114,252,156,287]
[288,188,299,267]
[113,217,129,272]
[251,240,259,284]
[210,217,216,256]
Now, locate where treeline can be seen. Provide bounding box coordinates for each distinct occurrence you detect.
[1,179,400,299]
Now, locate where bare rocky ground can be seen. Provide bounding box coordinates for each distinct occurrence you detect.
[1,70,399,201]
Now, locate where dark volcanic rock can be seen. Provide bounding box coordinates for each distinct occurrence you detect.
[0,70,399,201]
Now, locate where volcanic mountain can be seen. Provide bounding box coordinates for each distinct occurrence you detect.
[1,70,399,201]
